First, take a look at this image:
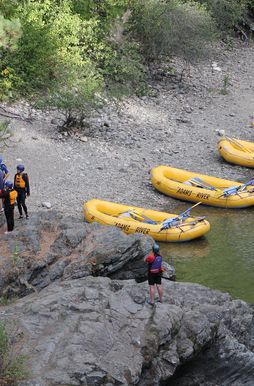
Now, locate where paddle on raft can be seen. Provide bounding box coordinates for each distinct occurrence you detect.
[222,178,254,197]
[160,202,202,231]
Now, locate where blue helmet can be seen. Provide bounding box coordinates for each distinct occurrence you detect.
[152,243,160,253]
[17,164,25,172]
[5,181,13,189]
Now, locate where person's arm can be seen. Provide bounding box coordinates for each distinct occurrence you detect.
[0,190,7,199]
[0,170,3,191]
[23,174,30,196]
[1,164,8,180]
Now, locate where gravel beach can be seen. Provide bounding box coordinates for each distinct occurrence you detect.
[1,42,254,217]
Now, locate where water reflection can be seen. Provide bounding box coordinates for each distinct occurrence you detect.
[159,203,254,303]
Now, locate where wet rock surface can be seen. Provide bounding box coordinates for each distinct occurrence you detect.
[0,277,253,386]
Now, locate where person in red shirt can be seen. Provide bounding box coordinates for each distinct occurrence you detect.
[145,243,163,305]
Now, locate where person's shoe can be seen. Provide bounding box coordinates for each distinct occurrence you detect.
[157,299,162,303]
[147,299,154,306]
[26,214,29,219]
[4,231,10,235]
[18,215,23,219]
[0,208,4,214]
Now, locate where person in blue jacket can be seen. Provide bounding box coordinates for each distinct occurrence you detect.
[0,156,9,180]
[0,157,7,213]
[145,243,164,306]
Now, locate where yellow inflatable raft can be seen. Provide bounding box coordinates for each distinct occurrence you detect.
[151,166,254,208]
[84,199,210,242]
[218,136,254,168]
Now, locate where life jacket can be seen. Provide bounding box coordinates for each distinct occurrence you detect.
[149,254,162,273]
[9,189,18,205]
[15,173,26,189]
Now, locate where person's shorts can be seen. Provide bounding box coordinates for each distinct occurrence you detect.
[148,273,162,285]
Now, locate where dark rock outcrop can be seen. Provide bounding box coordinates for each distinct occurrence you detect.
[1,212,254,385]
[0,211,175,297]
[1,277,253,386]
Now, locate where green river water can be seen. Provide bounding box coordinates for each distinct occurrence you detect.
[160,204,254,304]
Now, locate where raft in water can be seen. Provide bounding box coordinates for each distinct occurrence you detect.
[83,199,210,242]
[150,165,254,208]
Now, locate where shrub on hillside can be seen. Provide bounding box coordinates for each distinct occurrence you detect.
[35,62,103,128]
[196,0,248,32]
[0,322,29,383]
[0,14,21,50]
[130,0,217,63]
[0,13,22,100]
[0,0,145,106]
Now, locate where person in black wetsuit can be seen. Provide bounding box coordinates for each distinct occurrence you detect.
[0,181,17,234]
[14,164,30,219]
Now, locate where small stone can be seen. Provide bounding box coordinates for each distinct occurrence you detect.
[41,202,52,209]
[215,129,225,137]
[80,136,88,142]
[176,117,191,124]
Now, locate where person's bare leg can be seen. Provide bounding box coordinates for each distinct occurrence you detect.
[156,284,163,302]
[149,285,155,304]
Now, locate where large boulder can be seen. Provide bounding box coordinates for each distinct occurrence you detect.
[0,212,175,297]
[1,277,253,386]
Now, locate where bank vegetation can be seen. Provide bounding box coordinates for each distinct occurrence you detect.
[0,0,254,127]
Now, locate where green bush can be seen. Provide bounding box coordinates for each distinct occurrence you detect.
[196,0,248,31]
[0,0,145,108]
[35,62,103,128]
[0,14,21,50]
[0,121,11,146]
[0,322,29,382]
[130,0,217,63]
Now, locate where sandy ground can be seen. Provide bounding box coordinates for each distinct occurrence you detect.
[0,42,254,218]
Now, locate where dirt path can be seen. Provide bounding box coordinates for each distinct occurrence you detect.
[1,42,254,218]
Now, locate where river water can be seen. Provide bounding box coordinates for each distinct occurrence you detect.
[160,204,254,304]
